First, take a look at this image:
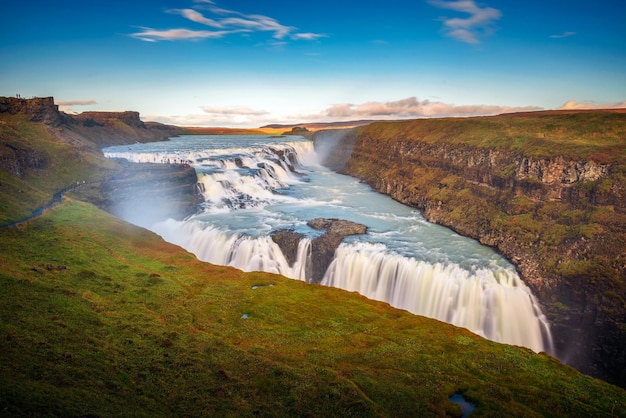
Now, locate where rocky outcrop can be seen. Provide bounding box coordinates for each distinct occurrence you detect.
[63,112,182,147]
[97,161,202,226]
[71,111,145,129]
[0,96,183,147]
[272,218,367,283]
[0,141,47,177]
[0,96,63,126]
[0,96,199,227]
[312,129,357,172]
[315,114,626,388]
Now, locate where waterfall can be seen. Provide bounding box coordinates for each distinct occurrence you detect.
[322,242,552,353]
[103,135,554,354]
[152,219,311,281]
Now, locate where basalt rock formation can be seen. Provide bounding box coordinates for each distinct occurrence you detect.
[65,111,182,147]
[313,112,626,388]
[272,218,367,283]
[96,160,202,226]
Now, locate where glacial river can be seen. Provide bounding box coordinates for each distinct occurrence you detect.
[104,135,553,353]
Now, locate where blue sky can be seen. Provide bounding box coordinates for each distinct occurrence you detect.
[1,0,625,127]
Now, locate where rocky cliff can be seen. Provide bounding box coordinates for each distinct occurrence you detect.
[313,111,626,388]
[0,96,63,126]
[94,161,203,225]
[0,96,198,225]
[0,96,182,147]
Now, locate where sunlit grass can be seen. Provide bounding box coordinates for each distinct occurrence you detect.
[0,200,624,416]
[360,112,626,163]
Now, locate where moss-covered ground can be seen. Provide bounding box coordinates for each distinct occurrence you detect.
[1,201,624,417]
[361,112,626,163]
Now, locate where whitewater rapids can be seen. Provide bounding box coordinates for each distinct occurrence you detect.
[104,135,553,354]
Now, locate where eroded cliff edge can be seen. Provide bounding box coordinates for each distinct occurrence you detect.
[313,111,626,388]
[0,97,201,224]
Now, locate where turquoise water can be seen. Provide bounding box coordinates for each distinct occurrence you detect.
[104,135,553,353]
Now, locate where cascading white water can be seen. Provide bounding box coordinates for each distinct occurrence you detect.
[152,218,311,281]
[103,135,554,354]
[322,242,551,352]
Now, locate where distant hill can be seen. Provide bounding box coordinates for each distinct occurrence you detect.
[261,120,379,130]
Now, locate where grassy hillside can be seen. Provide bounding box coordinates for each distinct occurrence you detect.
[1,201,625,417]
[1,111,625,416]
[0,114,117,224]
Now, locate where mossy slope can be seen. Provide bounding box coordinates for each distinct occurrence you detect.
[1,201,625,417]
[0,114,117,224]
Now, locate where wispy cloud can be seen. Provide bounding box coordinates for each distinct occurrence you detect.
[130,27,245,42]
[202,106,270,116]
[145,97,546,127]
[171,9,222,28]
[56,99,97,106]
[146,105,272,127]
[55,99,97,113]
[559,100,626,110]
[291,33,327,41]
[428,0,501,44]
[320,97,541,119]
[550,31,576,39]
[131,2,325,43]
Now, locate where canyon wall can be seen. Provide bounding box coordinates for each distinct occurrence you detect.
[0,97,199,224]
[313,112,626,387]
[0,96,182,147]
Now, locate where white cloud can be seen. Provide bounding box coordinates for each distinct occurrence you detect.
[55,99,97,113]
[129,27,246,42]
[145,105,272,127]
[171,9,222,28]
[320,97,541,119]
[429,0,501,44]
[55,99,97,106]
[133,2,324,43]
[559,100,626,110]
[219,15,293,39]
[143,97,547,128]
[202,106,270,116]
[291,32,327,41]
[550,31,576,39]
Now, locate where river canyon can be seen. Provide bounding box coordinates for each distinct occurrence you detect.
[104,135,554,355]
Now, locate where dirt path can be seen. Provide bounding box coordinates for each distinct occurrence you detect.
[1,181,96,229]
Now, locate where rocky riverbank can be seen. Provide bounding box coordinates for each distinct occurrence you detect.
[313,112,626,388]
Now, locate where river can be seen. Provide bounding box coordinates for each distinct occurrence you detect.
[104,134,553,353]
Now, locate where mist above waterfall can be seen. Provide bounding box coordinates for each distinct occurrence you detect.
[104,135,554,354]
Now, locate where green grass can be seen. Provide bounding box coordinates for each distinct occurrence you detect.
[359,112,626,163]
[1,200,625,417]
[0,114,117,224]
